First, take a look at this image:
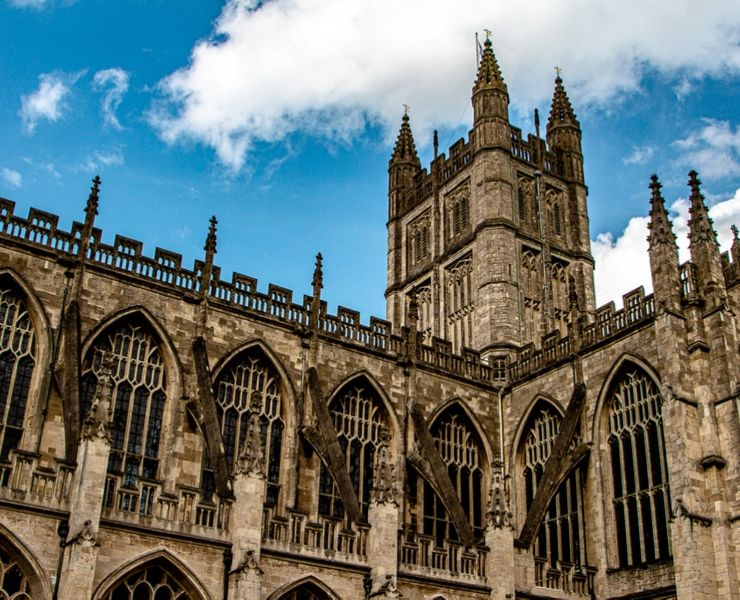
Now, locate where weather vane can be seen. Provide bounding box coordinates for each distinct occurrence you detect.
[554,66,563,78]
[403,104,411,116]
[484,28,492,41]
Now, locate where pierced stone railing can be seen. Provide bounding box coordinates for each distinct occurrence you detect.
[534,556,596,596]
[0,450,74,510]
[102,476,231,533]
[261,507,369,564]
[398,531,487,583]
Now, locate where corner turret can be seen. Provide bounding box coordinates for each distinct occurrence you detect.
[388,112,421,219]
[471,35,510,151]
[546,74,583,182]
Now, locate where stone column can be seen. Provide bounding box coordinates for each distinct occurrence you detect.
[485,460,515,600]
[57,355,114,600]
[228,396,266,600]
[367,429,403,598]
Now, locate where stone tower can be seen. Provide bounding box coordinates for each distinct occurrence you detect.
[385,37,596,361]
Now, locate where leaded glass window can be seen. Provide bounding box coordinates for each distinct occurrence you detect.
[422,406,484,546]
[102,563,194,600]
[202,348,284,505]
[279,583,331,600]
[0,287,35,462]
[607,367,671,567]
[319,382,386,520]
[81,321,166,487]
[0,545,32,600]
[523,404,586,568]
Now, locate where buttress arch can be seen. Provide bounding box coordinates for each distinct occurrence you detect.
[92,548,212,600]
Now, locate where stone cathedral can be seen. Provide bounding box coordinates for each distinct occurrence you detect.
[0,38,737,600]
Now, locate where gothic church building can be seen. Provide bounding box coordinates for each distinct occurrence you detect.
[0,38,737,600]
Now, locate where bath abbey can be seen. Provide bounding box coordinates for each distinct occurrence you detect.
[0,38,738,600]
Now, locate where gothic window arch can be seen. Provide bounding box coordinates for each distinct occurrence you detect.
[318,379,388,521]
[407,212,431,269]
[521,249,541,347]
[414,405,485,546]
[447,185,470,240]
[81,319,167,499]
[97,558,205,600]
[202,347,285,505]
[0,286,36,462]
[0,545,32,599]
[277,583,332,600]
[605,365,671,567]
[521,402,586,569]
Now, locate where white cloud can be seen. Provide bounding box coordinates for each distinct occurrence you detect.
[592,188,740,307]
[19,71,84,133]
[675,119,740,179]
[1,168,23,189]
[92,68,130,129]
[8,0,47,8]
[623,145,655,165]
[75,150,124,173]
[148,0,740,171]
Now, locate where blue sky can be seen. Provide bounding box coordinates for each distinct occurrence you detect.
[2,0,739,320]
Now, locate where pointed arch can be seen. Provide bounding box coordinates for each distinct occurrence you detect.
[266,575,341,600]
[93,548,211,600]
[594,354,671,568]
[509,394,565,473]
[0,269,51,459]
[200,338,295,506]
[80,306,181,513]
[0,521,51,600]
[318,370,397,521]
[428,397,494,466]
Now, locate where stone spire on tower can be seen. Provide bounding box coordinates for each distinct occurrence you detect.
[388,110,421,219]
[547,72,580,130]
[546,72,583,182]
[474,36,507,93]
[647,175,677,250]
[390,111,420,166]
[647,174,681,312]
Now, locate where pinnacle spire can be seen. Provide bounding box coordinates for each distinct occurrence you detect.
[390,112,420,166]
[204,215,218,255]
[731,225,739,263]
[687,170,719,248]
[85,175,101,218]
[547,72,580,131]
[312,252,323,294]
[647,174,677,249]
[474,36,506,92]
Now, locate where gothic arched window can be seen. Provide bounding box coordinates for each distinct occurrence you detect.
[203,348,284,505]
[521,249,541,346]
[81,320,166,490]
[0,286,36,462]
[446,256,474,353]
[607,367,671,567]
[318,380,387,521]
[277,582,333,600]
[420,405,484,546]
[522,403,586,568]
[100,561,200,600]
[0,545,32,599]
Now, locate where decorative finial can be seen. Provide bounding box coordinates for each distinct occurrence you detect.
[732,224,738,241]
[204,215,218,255]
[484,28,492,41]
[554,66,563,79]
[403,103,410,117]
[312,252,323,291]
[86,175,101,217]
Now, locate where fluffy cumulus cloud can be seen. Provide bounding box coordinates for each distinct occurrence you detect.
[592,188,740,306]
[675,119,740,179]
[1,168,23,189]
[148,0,740,171]
[92,68,130,129]
[19,71,83,133]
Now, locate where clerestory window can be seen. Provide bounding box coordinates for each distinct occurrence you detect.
[0,286,35,462]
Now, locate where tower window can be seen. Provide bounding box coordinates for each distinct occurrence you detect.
[519,189,526,221]
[554,203,562,235]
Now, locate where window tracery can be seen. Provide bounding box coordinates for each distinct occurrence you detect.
[551,261,569,337]
[81,321,165,489]
[446,185,470,239]
[0,287,35,462]
[0,545,32,600]
[445,256,473,353]
[521,249,541,347]
[407,212,431,268]
[318,381,386,521]
[102,563,194,600]
[522,404,586,569]
[418,406,484,546]
[202,348,284,505]
[410,283,433,343]
[607,367,671,567]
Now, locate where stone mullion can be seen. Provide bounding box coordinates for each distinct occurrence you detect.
[575,469,586,567]
[628,424,647,565]
[616,434,633,566]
